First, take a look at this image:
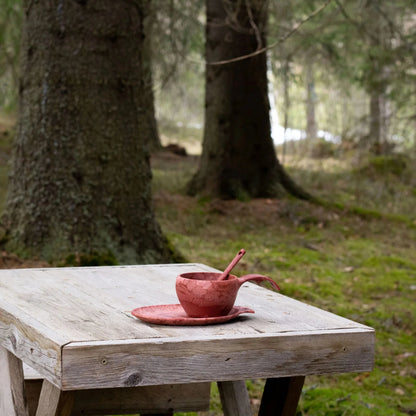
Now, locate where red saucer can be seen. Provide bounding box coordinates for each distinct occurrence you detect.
[131,304,254,326]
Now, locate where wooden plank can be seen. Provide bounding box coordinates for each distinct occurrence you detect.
[0,268,165,342]
[23,365,210,416]
[258,376,305,416]
[1,264,375,393]
[141,414,172,416]
[71,383,210,415]
[0,264,373,351]
[0,264,372,346]
[61,328,374,390]
[0,300,64,387]
[26,383,210,416]
[25,380,210,416]
[35,380,74,416]
[24,380,42,416]
[218,380,251,416]
[23,364,44,380]
[0,345,29,416]
[0,264,231,346]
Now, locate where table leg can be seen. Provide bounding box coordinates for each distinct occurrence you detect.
[218,380,252,416]
[0,345,29,416]
[258,376,305,416]
[35,380,74,416]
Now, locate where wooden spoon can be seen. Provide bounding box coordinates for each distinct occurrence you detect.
[218,249,246,280]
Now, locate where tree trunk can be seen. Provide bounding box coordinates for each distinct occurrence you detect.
[369,90,382,152]
[188,0,312,200]
[143,0,162,152]
[369,88,389,154]
[282,57,291,165]
[365,0,389,155]
[305,59,317,143]
[3,0,172,264]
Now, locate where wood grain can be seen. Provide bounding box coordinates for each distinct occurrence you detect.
[0,264,375,392]
[24,372,210,416]
[23,353,210,415]
[258,377,305,416]
[218,380,251,416]
[61,328,374,389]
[35,380,74,416]
[0,345,29,416]
[0,300,63,387]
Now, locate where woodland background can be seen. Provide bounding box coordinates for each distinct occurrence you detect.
[0,0,415,415]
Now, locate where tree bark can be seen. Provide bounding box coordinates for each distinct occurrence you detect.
[143,0,162,152]
[305,58,318,143]
[4,0,172,263]
[188,0,312,200]
[281,57,291,165]
[365,0,389,155]
[369,88,388,154]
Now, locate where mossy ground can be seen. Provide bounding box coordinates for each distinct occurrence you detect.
[1,119,415,414]
[152,145,416,416]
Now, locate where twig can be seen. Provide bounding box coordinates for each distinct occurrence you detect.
[207,0,334,66]
[245,0,263,50]
[372,1,416,62]
[333,0,379,44]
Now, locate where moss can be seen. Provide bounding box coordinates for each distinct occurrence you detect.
[363,154,409,177]
[315,198,416,229]
[60,251,118,267]
[362,255,416,271]
[164,235,188,263]
[300,385,410,416]
[310,138,337,158]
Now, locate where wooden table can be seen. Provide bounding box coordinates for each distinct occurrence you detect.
[0,264,375,416]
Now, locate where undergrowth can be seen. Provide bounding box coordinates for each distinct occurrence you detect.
[0,117,415,415]
[152,148,416,416]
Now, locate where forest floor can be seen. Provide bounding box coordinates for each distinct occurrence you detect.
[151,143,416,416]
[0,119,415,415]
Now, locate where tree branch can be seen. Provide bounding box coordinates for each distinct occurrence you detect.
[207,0,334,66]
[245,0,263,50]
[372,2,416,62]
[333,0,380,44]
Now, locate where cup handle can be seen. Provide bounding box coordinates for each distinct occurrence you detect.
[238,274,280,291]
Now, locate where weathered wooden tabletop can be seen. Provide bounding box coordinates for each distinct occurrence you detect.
[0,264,375,392]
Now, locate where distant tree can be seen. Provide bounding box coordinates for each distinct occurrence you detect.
[0,0,22,111]
[3,0,174,263]
[188,0,312,200]
[143,0,162,151]
[326,0,416,152]
[305,57,318,143]
[361,0,391,154]
[150,0,205,129]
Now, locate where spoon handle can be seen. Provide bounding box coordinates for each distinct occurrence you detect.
[218,249,246,280]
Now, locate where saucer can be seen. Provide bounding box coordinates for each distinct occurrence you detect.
[131,304,254,326]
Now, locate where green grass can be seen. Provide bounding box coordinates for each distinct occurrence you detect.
[1,117,415,415]
[151,146,416,415]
